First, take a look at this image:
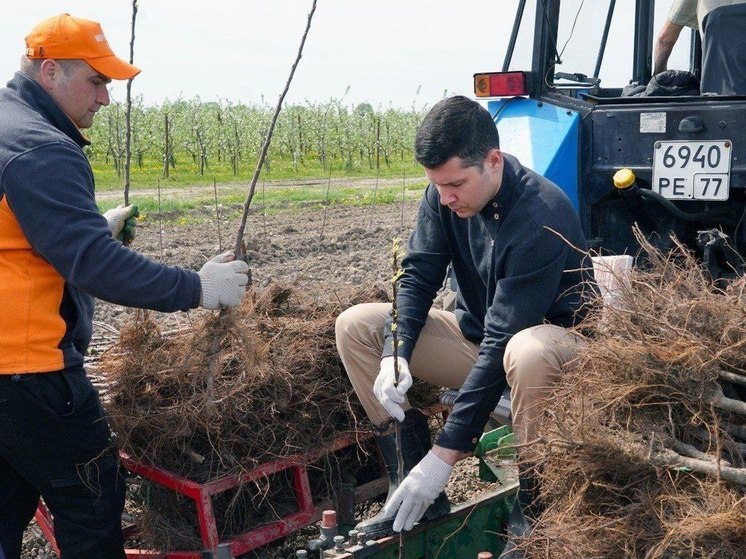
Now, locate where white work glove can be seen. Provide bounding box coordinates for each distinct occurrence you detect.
[381,451,453,532]
[198,252,250,309]
[103,204,139,243]
[374,356,413,422]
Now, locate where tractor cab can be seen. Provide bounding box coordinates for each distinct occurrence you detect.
[477,0,746,280]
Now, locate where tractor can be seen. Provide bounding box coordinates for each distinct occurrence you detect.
[477,0,746,281]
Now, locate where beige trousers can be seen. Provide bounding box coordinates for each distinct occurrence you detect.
[335,303,583,455]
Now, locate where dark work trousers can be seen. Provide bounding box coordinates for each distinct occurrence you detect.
[0,367,126,559]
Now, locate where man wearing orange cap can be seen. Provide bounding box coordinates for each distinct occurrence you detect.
[0,14,250,559]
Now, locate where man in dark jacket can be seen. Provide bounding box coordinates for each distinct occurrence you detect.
[0,14,249,559]
[336,96,595,544]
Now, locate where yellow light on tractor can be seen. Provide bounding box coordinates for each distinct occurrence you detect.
[474,71,530,97]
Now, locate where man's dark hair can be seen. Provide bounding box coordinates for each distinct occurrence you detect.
[415,95,500,169]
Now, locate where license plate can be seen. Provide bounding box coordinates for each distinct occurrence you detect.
[652,140,731,201]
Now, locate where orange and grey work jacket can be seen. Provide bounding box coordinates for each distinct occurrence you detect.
[0,72,201,374]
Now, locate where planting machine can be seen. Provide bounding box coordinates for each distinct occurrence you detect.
[35,1,746,557]
[35,417,518,558]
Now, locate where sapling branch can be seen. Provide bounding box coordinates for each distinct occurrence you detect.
[718,369,746,387]
[233,0,318,260]
[670,438,731,467]
[390,237,406,559]
[207,0,318,412]
[650,447,746,485]
[713,388,746,416]
[391,237,403,387]
[124,0,138,206]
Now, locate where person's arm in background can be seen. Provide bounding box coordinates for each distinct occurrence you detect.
[654,18,685,74]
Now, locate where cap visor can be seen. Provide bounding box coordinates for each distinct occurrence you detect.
[87,55,141,80]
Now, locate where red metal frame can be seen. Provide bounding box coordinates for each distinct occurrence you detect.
[34,405,446,558]
[35,431,378,558]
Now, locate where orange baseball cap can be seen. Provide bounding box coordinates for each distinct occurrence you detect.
[25,13,140,80]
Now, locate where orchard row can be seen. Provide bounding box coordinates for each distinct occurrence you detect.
[87,96,431,179]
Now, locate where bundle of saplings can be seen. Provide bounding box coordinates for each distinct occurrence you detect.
[99,282,440,549]
[521,234,746,559]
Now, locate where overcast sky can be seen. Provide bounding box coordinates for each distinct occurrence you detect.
[1,1,686,109]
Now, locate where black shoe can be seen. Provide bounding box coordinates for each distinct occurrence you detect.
[498,465,541,559]
[355,409,450,539]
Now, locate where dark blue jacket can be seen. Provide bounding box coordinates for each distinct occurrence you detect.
[0,72,200,373]
[383,154,595,452]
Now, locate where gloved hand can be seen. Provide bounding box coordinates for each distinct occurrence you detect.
[374,356,413,422]
[381,451,453,532]
[198,252,250,309]
[103,204,139,244]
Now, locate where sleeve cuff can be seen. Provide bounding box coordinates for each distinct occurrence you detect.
[191,271,203,309]
[435,420,485,453]
[382,336,415,362]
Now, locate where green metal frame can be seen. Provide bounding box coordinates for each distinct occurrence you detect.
[474,425,516,484]
[331,427,519,558]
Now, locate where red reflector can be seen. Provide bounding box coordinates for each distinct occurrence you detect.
[474,72,529,97]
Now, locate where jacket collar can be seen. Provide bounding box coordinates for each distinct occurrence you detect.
[7,72,91,148]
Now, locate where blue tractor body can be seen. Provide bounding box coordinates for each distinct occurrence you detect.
[488,97,581,210]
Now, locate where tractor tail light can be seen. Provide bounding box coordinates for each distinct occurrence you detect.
[474,71,531,97]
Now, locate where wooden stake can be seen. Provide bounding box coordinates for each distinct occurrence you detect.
[124,0,138,206]
[213,178,223,252]
[320,164,332,239]
[157,178,163,259]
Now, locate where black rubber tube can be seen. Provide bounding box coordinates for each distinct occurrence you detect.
[637,188,733,221]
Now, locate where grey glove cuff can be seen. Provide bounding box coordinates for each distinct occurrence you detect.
[198,267,221,310]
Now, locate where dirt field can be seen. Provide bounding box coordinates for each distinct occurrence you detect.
[23,195,493,557]
[94,194,422,329]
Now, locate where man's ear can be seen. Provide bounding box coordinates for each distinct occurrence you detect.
[486,148,503,172]
[37,59,60,91]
